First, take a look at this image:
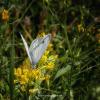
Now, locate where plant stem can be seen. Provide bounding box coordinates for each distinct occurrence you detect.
[10,30,15,100]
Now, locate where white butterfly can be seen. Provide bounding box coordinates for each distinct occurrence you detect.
[20,33,51,68]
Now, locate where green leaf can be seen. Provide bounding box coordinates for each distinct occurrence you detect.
[54,65,71,79]
[0,94,4,100]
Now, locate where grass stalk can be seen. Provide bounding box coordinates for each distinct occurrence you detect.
[9,30,15,100]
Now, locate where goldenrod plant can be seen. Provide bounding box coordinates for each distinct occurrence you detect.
[14,32,58,99]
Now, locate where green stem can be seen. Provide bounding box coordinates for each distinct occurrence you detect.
[61,24,71,54]
[10,30,15,100]
[70,89,74,100]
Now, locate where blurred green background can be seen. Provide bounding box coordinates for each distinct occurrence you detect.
[0,0,100,100]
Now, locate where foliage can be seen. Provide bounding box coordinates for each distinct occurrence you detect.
[0,0,100,100]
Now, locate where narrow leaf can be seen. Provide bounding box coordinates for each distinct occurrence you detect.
[54,65,71,79]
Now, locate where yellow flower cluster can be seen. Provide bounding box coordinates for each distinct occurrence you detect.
[38,51,58,70]
[2,9,9,22]
[14,60,44,85]
[14,32,58,93]
[37,32,46,37]
[14,67,31,85]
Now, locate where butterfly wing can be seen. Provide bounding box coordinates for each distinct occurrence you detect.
[29,37,42,50]
[29,34,51,68]
[20,34,32,63]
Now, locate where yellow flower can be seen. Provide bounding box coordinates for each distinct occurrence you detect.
[14,68,22,76]
[32,69,41,80]
[22,68,29,75]
[37,32,46,37]
[29,88,39,94]
[46,62,55,70]
[40,55,47,64]
[14,67,31,85]
[44,51,49,56]
[20,75,29,85]
[2,9,9,22]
